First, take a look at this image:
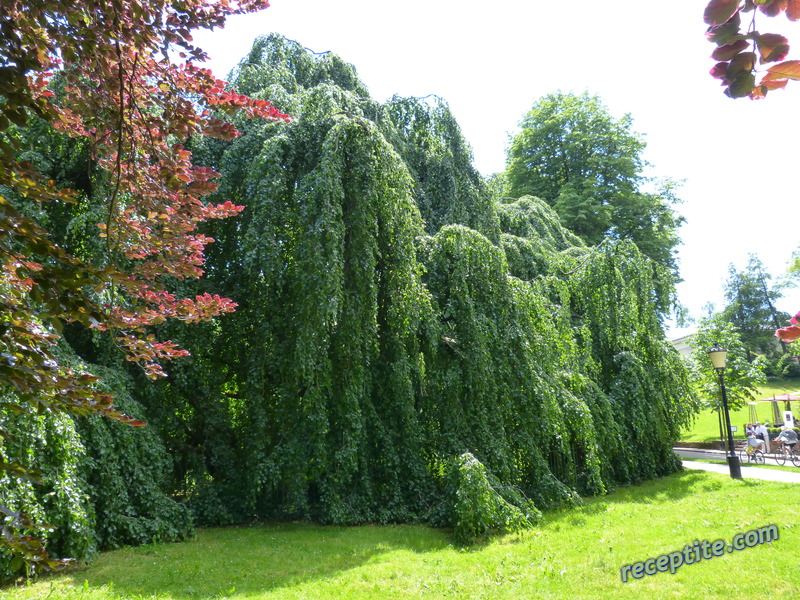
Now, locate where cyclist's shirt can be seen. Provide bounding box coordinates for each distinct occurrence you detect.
[777,429,798,446]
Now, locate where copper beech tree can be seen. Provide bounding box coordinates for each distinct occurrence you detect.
[704,0,800,98]
[0,0,288,566]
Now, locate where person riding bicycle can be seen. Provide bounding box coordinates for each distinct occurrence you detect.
[745,432,764,455]
[774,426,798,451]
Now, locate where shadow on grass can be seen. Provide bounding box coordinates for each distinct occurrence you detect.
[61,469,774,599]
[68,522,451,599]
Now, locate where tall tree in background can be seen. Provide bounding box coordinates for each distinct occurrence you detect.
[0,0,286,571]
[722,254,788,361]
[503,92,684,283]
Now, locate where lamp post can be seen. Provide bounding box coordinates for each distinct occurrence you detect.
[707,345,742,479]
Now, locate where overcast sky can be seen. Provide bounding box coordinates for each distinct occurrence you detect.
[193,0,800,337]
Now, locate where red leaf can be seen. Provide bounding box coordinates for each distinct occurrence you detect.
[758,77,789,90]
[705,0,742,24]
[788,0,800,19]
[707,12,743,45]
[765,59,800,79]
[754,32,790,62]
[710,61,731,79]
[726,69,756,97]
[759,0,789,15]
[711,39,750,60]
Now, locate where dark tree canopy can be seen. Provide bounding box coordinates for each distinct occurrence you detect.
[504,92,684,283]
[142,34,694,530]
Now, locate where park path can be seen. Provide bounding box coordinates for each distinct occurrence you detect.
[681,459,800,483]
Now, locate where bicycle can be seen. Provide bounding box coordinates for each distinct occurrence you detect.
[739,446,766,465]
[774,442,800,467]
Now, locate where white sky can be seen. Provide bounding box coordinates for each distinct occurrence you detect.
[193,0,800,337]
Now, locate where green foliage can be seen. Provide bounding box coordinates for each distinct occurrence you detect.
[506,92,643,237]
[8,33,700,559]
[566,240,696,484]
[504,92,684,283]
[688,312,768,412]
[74,366,193,550]
[446,452,541,546]
[145,36,695,540]
[0,350,191,582]
[722,253,788,360]
[0,402,94,581]
[774,353,800,378]
[380,96,500,241]
[496,195,585,280]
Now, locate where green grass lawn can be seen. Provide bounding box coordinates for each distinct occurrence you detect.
[680,378,800,443]
[2,470,799,599]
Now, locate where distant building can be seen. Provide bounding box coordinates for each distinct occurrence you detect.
[670,334,695,358]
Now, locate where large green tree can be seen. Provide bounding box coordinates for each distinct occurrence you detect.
[136,36,696,539]
[2,31,700,561]
[504,92,684,281]
[722,254,788,361]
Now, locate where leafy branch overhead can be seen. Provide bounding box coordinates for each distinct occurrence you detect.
[1,0,289,414]
[705,0,800,98]
[1,0,288,576]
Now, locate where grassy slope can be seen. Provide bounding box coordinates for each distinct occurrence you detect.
[2,470,799,600]
[680,379,800,443]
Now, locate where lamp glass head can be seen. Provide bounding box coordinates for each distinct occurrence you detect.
[707,346,728,371]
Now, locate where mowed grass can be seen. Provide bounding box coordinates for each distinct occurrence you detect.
[2,470,799,600]
[680,378,800,443]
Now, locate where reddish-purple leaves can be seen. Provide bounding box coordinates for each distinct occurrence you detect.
[705,0,741,25]
[705,0,800,97]
[788,0,800,20]
[728,70,757,96]
[754,32,790,61]
[707,12,743,45]
[765,59,800,78]
[710,62,730,79]
[728,51,756,75]
[758,0,789,16]
[711,39,750,60]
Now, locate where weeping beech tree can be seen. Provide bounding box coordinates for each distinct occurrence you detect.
[130,34,695,539]
[381,97,500,242]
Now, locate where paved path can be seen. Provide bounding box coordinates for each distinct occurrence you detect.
[680,458,800,483]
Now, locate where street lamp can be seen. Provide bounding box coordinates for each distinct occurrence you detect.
[707,345,742,479]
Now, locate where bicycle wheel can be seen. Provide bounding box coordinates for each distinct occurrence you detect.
[753,450,765,464]
[791,450,800,468]
[739,448,749,463]
[775,449,786,466]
